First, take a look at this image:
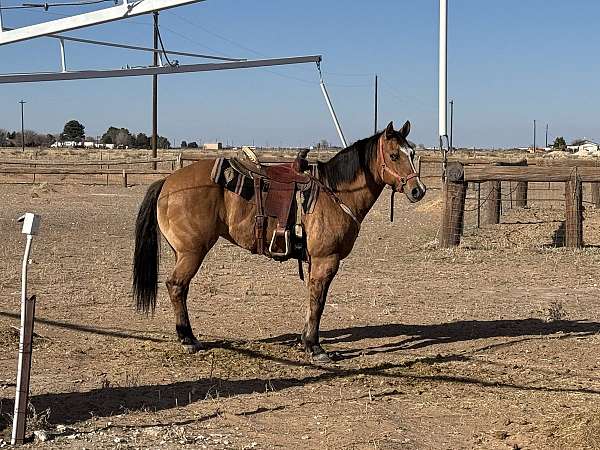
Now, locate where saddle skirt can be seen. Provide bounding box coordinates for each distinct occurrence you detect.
[211,157,319,262]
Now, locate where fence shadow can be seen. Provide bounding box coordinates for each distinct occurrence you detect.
[551,221,566,247]
[0,310,165,343]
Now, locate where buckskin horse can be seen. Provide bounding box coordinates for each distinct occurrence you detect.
[133,121,426,363]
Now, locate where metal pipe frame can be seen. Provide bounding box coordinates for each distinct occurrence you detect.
[0,55,322,84]
[0,0,207,46]
[320,80,347,148]
[59,38,66,72]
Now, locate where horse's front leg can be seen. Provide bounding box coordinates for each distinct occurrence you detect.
[301,254,340,363]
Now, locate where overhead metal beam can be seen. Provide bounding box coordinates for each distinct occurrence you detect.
[0,55,322,84]
[0,0,207,46]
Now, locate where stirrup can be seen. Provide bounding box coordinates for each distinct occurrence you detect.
[269,229,290,258]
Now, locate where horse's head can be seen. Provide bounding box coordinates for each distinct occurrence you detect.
[377,120,426,203]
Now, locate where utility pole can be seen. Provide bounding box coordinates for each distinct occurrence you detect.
[533,120,536,152]
[545,123,549,148]
[449,99,454,153]
[151,11,158,170]
[374,74,378,134]
[19,100,26,152]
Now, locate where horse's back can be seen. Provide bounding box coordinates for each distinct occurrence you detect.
[157,159,225,251]
[160,159,217,196]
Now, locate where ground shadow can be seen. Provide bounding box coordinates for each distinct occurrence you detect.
[0,310,165,343]
[551,221,566,247]
[2,318,600,434]
[262,317,600,354]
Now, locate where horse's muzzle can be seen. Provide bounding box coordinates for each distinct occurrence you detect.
[405,179,426,203]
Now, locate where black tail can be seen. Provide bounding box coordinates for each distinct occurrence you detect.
[133,178,166,314]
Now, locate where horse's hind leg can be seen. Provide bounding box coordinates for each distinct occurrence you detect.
[166,250,207,353]
[301,255,340,363]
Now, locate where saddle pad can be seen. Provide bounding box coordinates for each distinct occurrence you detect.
[211,157,255,201]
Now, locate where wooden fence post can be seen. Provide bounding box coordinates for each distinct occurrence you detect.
[515,181,528,208]
[122,169,128,188]
[439,162,467,248]
[482,181,501,225]
[591,183,600,208]
[514,160,528,208]
[565,171,583,248]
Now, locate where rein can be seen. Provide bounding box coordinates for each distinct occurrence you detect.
[308,173,361,230]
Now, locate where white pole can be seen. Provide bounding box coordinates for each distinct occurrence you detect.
[12,213,41,446]
[59,38,67,72]
[439,0,448,138]
[12,235,34,445]
[320,80,348,148]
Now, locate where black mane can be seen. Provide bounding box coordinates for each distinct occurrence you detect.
[318,132,381,190]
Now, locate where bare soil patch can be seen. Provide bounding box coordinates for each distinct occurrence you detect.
[0,179,600,449]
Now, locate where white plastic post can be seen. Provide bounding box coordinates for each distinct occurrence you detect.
[320,80,348,148]
[12,212,41,446]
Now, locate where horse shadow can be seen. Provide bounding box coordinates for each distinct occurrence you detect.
[2,318,600,435]
[262,317,600,358]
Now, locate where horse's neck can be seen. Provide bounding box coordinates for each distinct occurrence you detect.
[334,169,385,222]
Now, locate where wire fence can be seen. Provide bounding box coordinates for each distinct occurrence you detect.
[427,156,598,249]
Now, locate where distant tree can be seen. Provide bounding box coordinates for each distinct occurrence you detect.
[115,130,134,148]
[316,139,330,149]
[8,131,16,140]
[61,120,85,142]
[101,126,120,144]
[157,136,171,149]
[135,133,151,149]
[187,141,198,148]
[552,136,567,151]
[0,129,8,146]
[15,130,36,147]
[181,140,188,148]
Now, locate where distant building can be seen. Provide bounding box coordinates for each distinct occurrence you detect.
[567,140,600,154]
[203,142,222,150]
[51,141,114,149]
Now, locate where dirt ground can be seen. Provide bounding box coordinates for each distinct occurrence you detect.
[1,174,600,449]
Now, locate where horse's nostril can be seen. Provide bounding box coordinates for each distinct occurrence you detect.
[412,187,420,198]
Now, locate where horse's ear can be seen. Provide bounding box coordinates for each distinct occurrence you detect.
[385,121,394,138]
[399,120,411,138]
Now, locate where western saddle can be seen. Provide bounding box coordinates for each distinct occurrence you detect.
[229,148,314,261]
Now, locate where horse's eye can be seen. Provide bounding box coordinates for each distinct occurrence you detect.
[390,153,400,161]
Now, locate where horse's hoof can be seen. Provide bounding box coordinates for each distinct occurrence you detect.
[311,351,334,365]
[182,340,202,354]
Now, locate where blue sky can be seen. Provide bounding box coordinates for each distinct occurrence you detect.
[0,0,598,148]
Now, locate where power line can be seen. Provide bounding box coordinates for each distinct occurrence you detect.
[3,25,245,61]
[170,10,266,58]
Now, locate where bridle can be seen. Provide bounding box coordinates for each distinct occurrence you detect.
[378,136,419,193]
